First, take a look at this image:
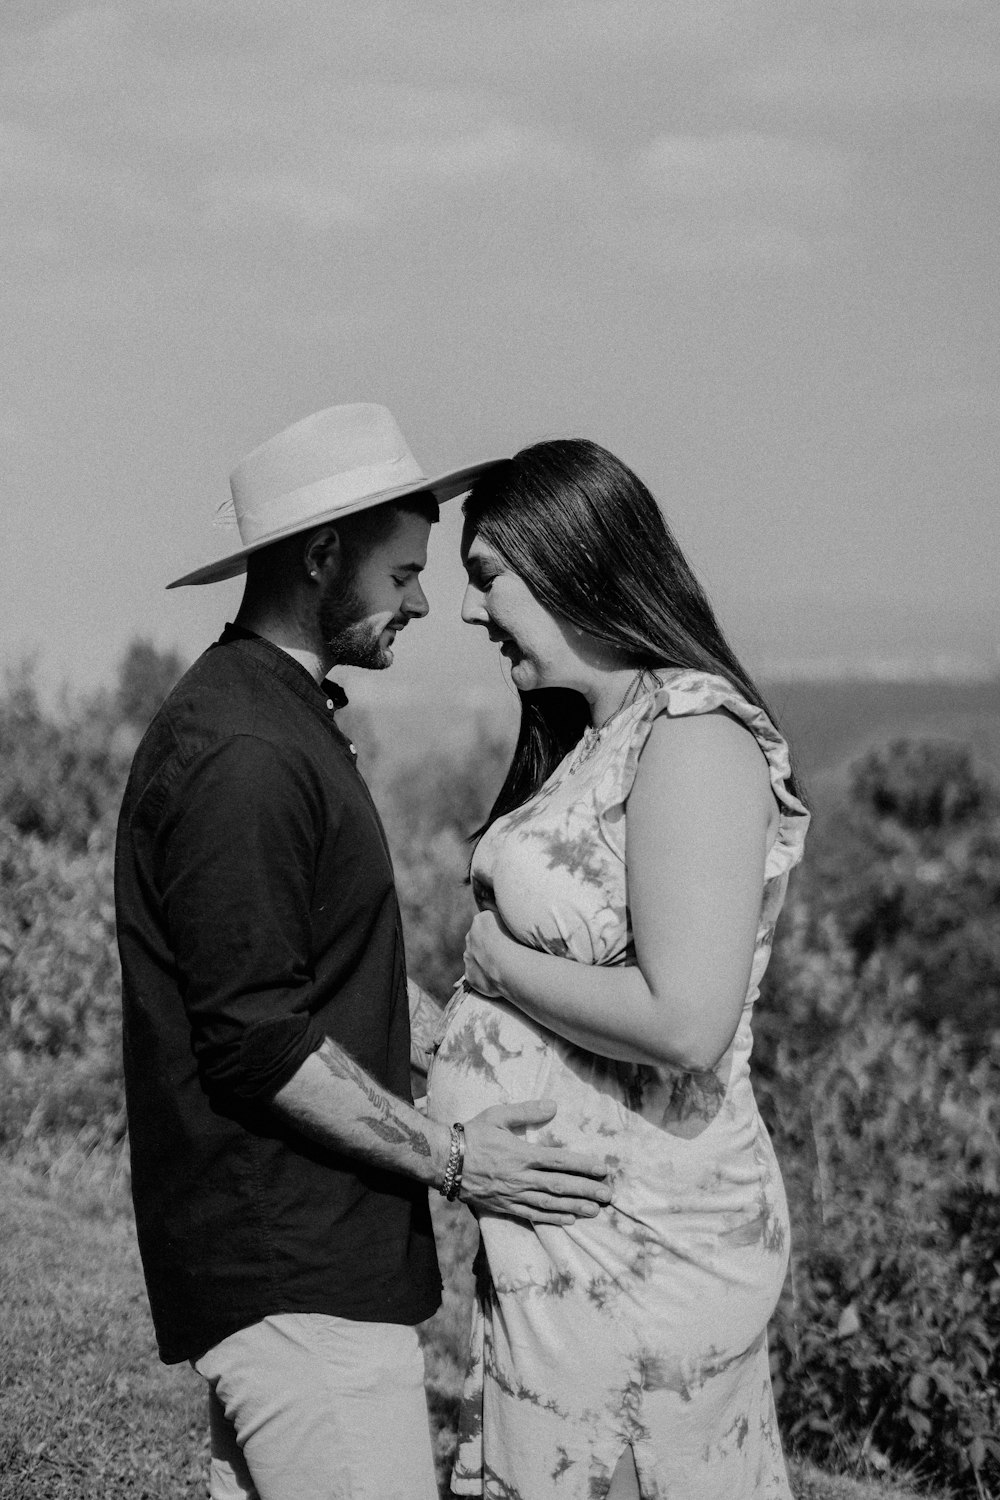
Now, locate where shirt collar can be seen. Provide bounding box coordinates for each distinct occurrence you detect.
[218,622,349,711]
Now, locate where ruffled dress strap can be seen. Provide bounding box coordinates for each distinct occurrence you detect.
[616,671,810,877]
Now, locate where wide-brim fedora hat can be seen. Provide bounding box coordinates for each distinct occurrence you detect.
[168,402,506,588]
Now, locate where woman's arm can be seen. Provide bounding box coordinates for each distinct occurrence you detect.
[464,711,777,1072]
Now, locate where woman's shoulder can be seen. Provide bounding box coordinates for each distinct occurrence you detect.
[633,666,761,719]
[637,696,769,771]
[615,668,809,867]
[629,668,787,766]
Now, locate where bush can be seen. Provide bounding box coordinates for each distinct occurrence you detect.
[2,647,999,1497]
[0,822,119,1059]
[799,740,1000,1034]
[850,740,994,832]
[768,989,1000,1493]
[114,638,185,730]
[0,673,128,852]
[0,645,184,1158]
[376,721,511,998]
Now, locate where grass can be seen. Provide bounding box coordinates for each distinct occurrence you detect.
[0,1163,206,1498]
[0,1159,947,1500]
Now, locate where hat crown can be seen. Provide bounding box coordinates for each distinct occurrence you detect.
[167,401,504,587]
[231,404,419,518]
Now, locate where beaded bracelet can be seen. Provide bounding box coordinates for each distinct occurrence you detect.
[439,1122,466,1202]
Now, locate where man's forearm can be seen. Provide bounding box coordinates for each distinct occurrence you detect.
[271,1037,450,1186]
[272,1036,614,1228]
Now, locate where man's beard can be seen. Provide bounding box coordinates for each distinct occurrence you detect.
[317,576,393,670]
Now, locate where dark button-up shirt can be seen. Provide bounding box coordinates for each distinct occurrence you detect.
[115,624,440,1364]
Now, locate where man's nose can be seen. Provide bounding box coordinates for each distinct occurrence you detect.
[405,579,429,618]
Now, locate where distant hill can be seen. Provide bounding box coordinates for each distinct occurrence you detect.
[764,675,1000,794]
[341,674,1000,799]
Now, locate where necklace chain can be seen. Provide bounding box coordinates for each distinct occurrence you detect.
[594,669,645,732]
[569,670,647,774]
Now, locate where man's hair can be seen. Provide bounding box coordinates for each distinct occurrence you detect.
[335,492,440,565]
[245,492,440,588]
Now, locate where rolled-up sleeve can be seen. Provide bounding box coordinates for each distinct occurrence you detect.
[157,735,327,1104]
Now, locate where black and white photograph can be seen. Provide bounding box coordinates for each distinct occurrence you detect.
[1,4,997,1498]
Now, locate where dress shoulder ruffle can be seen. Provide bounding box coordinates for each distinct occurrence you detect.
[617,670,810,877]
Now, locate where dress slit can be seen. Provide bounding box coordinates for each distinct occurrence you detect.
[606,1443,642,1499]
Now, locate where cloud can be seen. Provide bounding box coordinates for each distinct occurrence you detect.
[639,132,853,220]
[0,116,177,277]
[728,23,1000,115]
[373,121,574,184]
[0,405,32,448]
[885,382,1000,422]
[0,117,163,206]
[0,0,978,288]
[0,119,101,196]
[609,131,858,272]
[197,117,583,230]
[1,5,130,102]
[200,171,366,227]
[2,8,587,235]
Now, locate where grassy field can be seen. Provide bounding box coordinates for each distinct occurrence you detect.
[0,1163,206,1499]
[0,1160,947,1500]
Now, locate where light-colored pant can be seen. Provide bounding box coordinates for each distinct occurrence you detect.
[192,1312,440,1500]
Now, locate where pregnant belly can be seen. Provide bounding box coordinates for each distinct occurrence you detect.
[425,986,556,1125]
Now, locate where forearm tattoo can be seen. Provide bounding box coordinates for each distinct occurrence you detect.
[316,1039,432,1159]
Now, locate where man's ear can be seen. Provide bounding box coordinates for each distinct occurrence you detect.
[302,526,341,582]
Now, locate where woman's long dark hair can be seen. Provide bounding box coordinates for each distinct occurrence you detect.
[464,438,804,835]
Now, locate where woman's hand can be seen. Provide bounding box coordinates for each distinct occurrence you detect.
[454,712,777,1071]
[464,907,519,999]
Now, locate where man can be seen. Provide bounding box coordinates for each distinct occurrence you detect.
[115,404,610,1500]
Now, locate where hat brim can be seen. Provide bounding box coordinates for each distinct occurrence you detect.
[167,457,507,588]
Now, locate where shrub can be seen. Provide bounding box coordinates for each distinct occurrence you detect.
[115,637,185,729]
[2,648,999,1498]
[0,643,184,1158]
[849,739,994,832]
[770,1007,1000,1494]
[0,823,119,1058]
[377,722,511,999]
[799,740,1000,1034]
[0,674,127,852]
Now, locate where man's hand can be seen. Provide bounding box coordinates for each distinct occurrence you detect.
[459,1100,612,1225]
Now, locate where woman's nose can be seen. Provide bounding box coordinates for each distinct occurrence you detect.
[461,584,488,625]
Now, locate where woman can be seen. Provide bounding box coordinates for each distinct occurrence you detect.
[424,439,809,1500]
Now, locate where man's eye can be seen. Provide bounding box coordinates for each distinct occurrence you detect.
[393,575,407,587]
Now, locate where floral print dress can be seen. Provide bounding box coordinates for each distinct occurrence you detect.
[425,671,809,1500]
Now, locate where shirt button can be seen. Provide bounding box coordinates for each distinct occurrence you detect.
[348,743,357,755]
[325,698,335,709]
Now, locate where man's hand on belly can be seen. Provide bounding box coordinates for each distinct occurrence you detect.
[460,1100,612,1224]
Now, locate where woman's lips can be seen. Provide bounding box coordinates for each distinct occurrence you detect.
[486,628,521,660]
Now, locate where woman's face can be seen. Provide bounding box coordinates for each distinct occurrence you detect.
[461,532,582,693]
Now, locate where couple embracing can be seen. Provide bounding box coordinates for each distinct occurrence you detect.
[115,402,809,1500]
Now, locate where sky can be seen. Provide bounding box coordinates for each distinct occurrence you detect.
[2,0,998,722]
